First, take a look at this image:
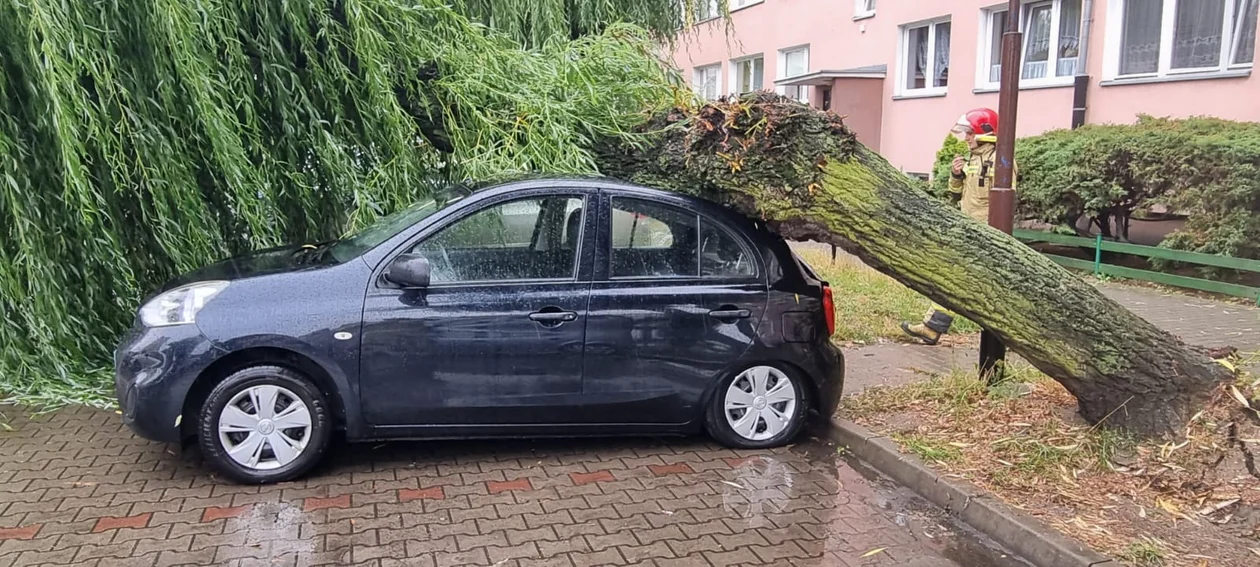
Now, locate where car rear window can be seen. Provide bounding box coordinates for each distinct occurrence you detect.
[609,197,757,279]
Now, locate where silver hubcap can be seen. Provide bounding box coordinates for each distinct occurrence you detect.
[218,385,312,470]
[725,366,797,441]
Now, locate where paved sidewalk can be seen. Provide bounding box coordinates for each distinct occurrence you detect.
[842,280,1259,395]
[0,405,1026,567]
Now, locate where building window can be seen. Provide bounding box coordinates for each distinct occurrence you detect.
[731,0,764,10]
[693,64,722,101]
[778,46,810,102]
[731,55,765,94]
[695,0,720,22]
[856,0,877,18]
[981,0,1084,87]
[899,19,952,95]
[1112,0,1257,77]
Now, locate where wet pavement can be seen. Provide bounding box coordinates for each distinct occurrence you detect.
[0,404,1029,566]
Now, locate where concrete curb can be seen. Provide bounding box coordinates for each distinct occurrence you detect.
[826,417,1115,567]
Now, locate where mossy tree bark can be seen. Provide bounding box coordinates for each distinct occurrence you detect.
[593,95,1230,437]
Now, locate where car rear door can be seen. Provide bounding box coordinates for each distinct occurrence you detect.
[580,191,767,424]
[359,189,595,428]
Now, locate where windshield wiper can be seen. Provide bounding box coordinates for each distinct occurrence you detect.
[293,241,334,264]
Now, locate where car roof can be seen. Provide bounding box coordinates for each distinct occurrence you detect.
[358,174,782,270]
[469,175,731,213]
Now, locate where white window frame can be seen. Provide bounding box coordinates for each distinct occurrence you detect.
[1103,0,1257,80]
[776,45,811,103]
[896,17,952,97]
[855,0,877,19]
[692,64,722,101]
[729,54,765,95]
[730,0,765,12]
[976,0,1084,90]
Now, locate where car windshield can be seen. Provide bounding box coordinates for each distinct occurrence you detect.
[330,187,469,262]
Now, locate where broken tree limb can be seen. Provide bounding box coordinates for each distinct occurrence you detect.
[593,94,1231,437]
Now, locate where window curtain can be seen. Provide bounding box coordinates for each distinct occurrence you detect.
[697,0,719,21]
[785,51,806,76]
[908,26,928,89]
[1058,0,1083,75]
[700,69,718,100]
[1235,0,1258,64]
[1022,4,1053,78]
[1121,0,1164,74]
[1173,0,1226,69]
[990,11,1008,82]
[934,22,951,87]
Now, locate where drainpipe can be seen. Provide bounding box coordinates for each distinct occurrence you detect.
[1072,0,1095,129]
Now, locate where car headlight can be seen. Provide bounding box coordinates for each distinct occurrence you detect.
[139,281,229,327]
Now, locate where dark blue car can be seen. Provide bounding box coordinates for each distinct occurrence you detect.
[115,177,844,483]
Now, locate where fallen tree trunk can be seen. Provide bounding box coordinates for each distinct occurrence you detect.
[593,94,1230,437]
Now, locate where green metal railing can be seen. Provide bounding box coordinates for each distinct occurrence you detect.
[1013,229,1260,305]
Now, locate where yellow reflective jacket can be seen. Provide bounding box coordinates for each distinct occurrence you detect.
[948,140,1016,222]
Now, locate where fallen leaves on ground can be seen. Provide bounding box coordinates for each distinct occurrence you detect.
[843,358,1260,566]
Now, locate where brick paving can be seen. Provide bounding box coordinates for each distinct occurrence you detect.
[0,405,1024,567]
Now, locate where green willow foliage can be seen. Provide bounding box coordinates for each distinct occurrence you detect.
[455,0,709,47]
[0,0,682,404]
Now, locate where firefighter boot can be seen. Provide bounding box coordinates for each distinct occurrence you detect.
[900,310,954,346]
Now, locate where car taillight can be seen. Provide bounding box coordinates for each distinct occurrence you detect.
[822,284,836,337]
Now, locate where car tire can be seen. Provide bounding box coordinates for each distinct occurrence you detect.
[705,364,810,449]
[197,366,331,484]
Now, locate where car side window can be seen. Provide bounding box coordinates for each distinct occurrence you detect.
[410,196,583,284]
[700,219,755,278]
[610,198,698,278]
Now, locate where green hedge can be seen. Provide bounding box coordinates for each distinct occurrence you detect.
[1015,116,1260,261]
[929,134,970,202]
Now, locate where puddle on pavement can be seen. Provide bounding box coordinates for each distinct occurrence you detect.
[790,437,1032,567]
[295,435,1032,566]
[324,434,1036,566]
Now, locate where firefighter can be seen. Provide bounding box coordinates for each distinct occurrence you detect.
[901,108,1010,346]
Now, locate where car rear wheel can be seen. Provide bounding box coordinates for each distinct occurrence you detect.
[197,366,331,484]
[705,365,809,449]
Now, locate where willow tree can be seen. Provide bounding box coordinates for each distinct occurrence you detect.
[0,0,679,404]
[593,95,1232,437]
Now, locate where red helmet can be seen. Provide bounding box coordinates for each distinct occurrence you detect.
[953,108,999,136]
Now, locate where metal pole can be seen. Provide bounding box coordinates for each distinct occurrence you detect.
[1073,0,1096,129]
[980,0,1023,384]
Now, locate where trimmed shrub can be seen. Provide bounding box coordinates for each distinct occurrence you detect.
[1015,116,1260,260]
[929,134,970,201]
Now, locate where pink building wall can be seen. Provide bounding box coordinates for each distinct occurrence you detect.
[672,0,1260,174]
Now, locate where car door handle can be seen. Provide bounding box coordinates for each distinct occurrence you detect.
[708,308,751,320]
[529,311,578,323]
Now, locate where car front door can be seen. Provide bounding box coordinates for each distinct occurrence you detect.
[359,191,593,428]
[581,193,766,425]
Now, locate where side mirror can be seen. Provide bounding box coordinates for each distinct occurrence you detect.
[384,254,431,288]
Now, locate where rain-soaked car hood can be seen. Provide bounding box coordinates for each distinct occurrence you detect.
[161,243,336,291]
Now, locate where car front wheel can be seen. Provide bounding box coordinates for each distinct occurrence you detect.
[706,365,809,449]
[197,366,331,484]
